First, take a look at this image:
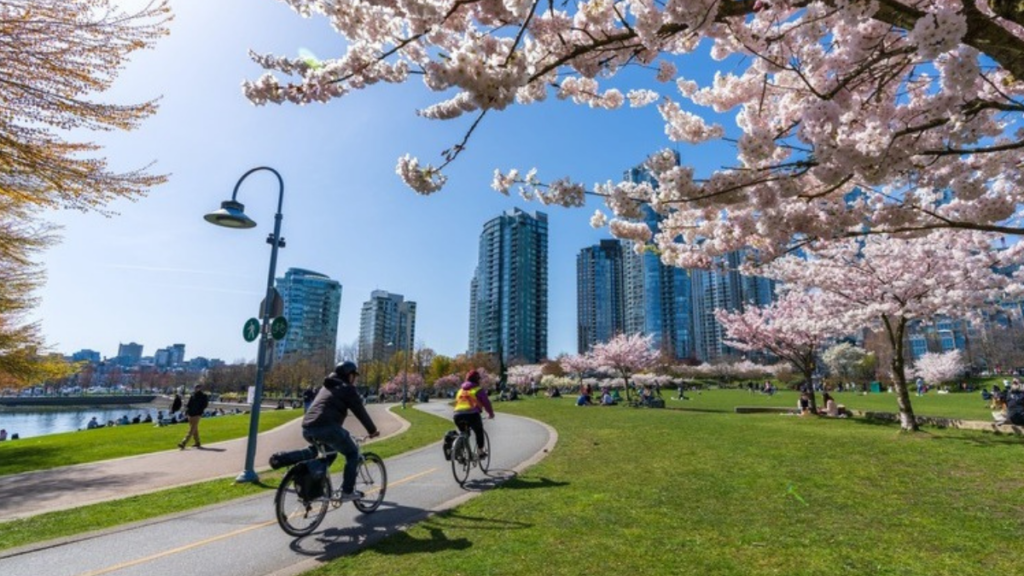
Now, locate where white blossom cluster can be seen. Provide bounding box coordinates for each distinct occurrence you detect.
[246,0,1024,267]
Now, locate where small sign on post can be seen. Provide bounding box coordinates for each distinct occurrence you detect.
[271,316,288,340]
[243,318,260,342]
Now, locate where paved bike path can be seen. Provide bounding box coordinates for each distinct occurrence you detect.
[0,403,406,522]
[0,404,556,576]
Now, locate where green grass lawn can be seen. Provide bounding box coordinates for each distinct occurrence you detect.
[0,410,304,477]
[311,398,1024,576]
[672,388,995,421]
[0,406,453,551]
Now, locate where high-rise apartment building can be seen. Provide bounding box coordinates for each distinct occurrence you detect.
[274,268,342,362]
[619,158,695,359]
[690,250,777,362]
[468,208,548,364]
[577,240,626,353]
[116,342,143,366]
[358,290,417,363]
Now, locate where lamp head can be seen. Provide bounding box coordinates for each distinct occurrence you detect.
[204,199,257,229]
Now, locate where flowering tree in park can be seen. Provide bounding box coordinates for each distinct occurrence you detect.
[716,290,845,410]
[559,354,595,390]
[822,343,874,384]
[590,333,658,402]
[912,350,966,385]
[432,373,462,396]
[384,371,425,399]
[0,0,169,386]
[765,231,1020,431]
[508,363,544,388]
[247,1,1024,265]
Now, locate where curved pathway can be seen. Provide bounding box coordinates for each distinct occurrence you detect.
[0,404,555,576]
[0,404,404,522]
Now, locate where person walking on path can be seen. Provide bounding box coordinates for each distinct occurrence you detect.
[453,370,495,458]
[178,384,210,449]
[302,362,379,501]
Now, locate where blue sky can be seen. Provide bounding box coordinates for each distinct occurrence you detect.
[33,0,734,363]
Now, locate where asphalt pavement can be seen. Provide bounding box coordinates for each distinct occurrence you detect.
[0,403,556,576]
[0,403,407,522]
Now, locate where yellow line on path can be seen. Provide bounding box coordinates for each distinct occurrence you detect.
[75,467,438,576]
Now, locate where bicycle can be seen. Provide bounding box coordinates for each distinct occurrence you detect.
[274,435,387,537]
[449,422,490,486]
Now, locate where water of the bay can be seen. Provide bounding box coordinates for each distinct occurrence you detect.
[0,403,167,439]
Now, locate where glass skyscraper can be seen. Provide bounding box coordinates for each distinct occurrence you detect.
[621,159,695,360]
[274,268,342,362]
[358,290,417,363]
[690,250,777,362]
[577,240,626,353]
[468,208,548,363]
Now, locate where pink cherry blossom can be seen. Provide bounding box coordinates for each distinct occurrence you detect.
[245,0,1024,265]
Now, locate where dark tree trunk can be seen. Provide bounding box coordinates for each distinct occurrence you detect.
[884,315,918,431]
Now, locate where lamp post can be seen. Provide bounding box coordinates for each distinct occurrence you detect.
[204,166,285,483]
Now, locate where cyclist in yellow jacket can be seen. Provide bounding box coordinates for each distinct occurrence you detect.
[453,370,495,458]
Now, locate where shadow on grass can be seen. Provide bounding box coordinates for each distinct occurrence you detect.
[0,445,67,477]
[665,407,732,415]
[496,475,570,491]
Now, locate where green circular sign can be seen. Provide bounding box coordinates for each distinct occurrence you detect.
[243,318,260,342]
[271,316,288,340]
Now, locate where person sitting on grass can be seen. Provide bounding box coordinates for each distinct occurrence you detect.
[601,388,616,406]
[820,393,839,418]
[798,393,812,416]
[576,389,593,406]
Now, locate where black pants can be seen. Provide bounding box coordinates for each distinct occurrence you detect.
[453,412,485,450]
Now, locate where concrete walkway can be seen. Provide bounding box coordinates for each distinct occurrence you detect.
[0,404,406,522]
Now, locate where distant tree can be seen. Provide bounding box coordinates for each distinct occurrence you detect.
[913,350,967,386]
[717,290,844,409]
[590,333,658,403]
[822,343,874,385]
[0,1,170,386]
[559,354,594,390]
[508,364,544,388]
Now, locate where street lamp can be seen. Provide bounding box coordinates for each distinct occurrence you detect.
[204,166,285,483]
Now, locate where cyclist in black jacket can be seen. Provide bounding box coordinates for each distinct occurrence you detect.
[302,362,379,501]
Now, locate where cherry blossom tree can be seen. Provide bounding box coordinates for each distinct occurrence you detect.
[822,342,874,384]
[246,1,1024,266]
[432,373,462,396]
[912,350,966,385]
[764,231,1020,430]
[384,371,425,399]
[590,333,658,402]
[559,353,595,390]
[508,363,544,388]
[716,290,845,409]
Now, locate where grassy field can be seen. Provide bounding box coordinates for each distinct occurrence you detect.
[311,398,1023,576]
[0,406,452,551]
[673,388,996,421]
[0,410,304,477]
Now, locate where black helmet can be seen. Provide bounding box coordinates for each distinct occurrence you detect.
[334,361,359,380]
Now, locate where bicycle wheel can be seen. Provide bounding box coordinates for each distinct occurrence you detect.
[478,429,491,474]
[275,465,331,537]
[353,452,387,513]
[451,435,471,485]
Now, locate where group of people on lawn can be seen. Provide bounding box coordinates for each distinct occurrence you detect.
[797,390,849,418]
[984,378,1024,425]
